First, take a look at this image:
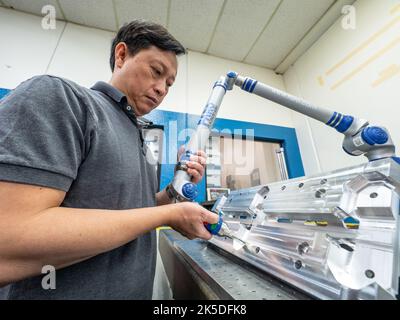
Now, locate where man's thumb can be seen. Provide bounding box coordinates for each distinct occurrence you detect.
[204,211,220,225]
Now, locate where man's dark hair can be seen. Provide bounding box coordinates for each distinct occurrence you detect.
[110,20,186,71]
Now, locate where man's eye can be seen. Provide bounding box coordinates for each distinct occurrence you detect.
[152,67,161,76]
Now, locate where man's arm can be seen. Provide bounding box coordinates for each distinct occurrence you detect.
[0,181,218,287]
[156,187,175,205]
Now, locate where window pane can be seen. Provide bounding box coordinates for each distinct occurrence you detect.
[205,135,285,200]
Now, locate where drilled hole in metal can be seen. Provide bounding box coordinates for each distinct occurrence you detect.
[315,189,326,198]
[365,269,375,279]
[340,243,354,252]
[294,260,302,269]
[370,192,378,198]
[297,242,310,255]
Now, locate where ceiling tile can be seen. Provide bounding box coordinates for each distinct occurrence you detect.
[59,0,116,31]
[208,0,281,61]
[245,0,335,68]
[3,0,344,71]
[115,0,169,28]
[168,0,224,52]
[2,0,65,19]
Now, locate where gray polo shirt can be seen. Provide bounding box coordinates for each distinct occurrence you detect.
[0,75,158,299]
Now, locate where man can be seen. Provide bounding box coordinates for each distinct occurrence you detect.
[0,20,218,299]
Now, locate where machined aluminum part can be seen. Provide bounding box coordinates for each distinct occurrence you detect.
[210,158,400,300]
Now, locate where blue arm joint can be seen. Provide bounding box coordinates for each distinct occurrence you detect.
[326,113,354,133]
[361,126,389,145]
[182,182,198,201]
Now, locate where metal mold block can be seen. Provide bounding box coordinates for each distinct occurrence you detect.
[209,158,400,300]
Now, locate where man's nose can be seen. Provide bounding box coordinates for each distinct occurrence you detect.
[154,82,167,97]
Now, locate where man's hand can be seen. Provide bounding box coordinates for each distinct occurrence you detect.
[156,147,207,206]
[177,146,207,184]
[167,202,219,240]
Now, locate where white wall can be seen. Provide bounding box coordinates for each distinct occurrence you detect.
[0,7,294,129]
[284,0,400,175]
[0,8,113,89]
[186,52,293,127]
[46,23,115,87]
[0,8,67,89]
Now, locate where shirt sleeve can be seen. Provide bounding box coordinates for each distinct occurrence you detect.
[0,75,91,192]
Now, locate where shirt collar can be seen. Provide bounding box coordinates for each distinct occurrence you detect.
[91,81,127,106]
[91,81,140,127]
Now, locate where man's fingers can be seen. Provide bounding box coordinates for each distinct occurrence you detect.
[188,169,201,183]
[198,230,212,241]
[189,155,206,166]
[204,211,219,225]
[187,162,204,175]
[195,150,207,158]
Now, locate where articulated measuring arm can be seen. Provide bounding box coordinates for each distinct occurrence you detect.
[169,71,398,202]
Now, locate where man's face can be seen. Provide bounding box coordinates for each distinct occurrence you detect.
[113,45,178,116]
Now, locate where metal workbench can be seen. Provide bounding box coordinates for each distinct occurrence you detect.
[158,229,311,300]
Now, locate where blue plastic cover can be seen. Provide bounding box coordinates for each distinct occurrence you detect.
[182,182,198,200]
[361,126,389,145]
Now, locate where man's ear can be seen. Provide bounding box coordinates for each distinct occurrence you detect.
[114,42,128,70]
